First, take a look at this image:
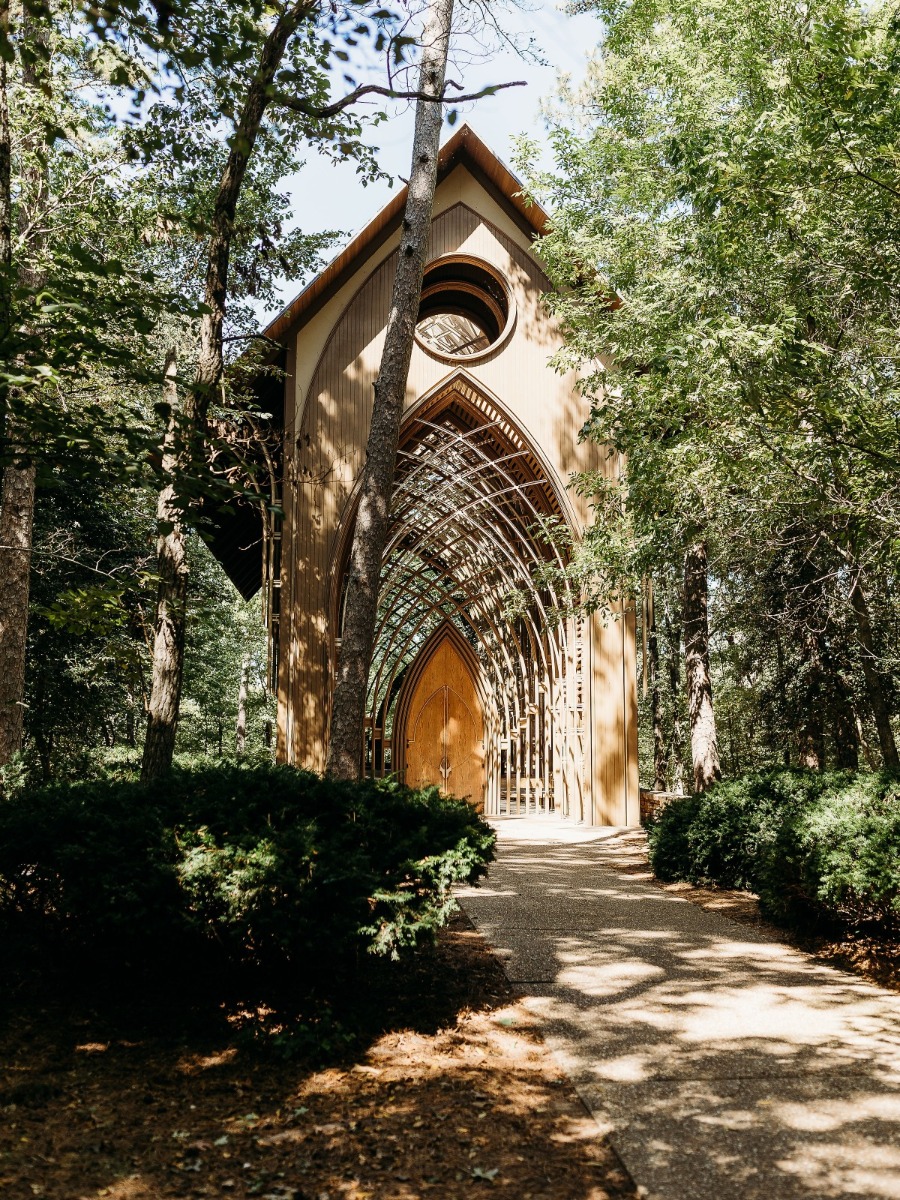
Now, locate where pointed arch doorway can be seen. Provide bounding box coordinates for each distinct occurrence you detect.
[335,376,592,820]
[395,623,486,811]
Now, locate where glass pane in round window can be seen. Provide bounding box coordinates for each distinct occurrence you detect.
[415,311,492,357]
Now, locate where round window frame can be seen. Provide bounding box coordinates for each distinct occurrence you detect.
[413,255,515,365]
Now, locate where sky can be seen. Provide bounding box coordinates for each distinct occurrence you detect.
[264,0,602,320]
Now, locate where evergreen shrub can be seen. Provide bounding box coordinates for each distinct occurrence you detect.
[0,762,495,977]
[647,769,900,931]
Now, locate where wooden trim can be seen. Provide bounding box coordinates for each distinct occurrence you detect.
[264,126,549,347]
[326,368,581,652]
[294,201,553,441]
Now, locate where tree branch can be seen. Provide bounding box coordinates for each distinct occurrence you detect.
[276,78,526,120]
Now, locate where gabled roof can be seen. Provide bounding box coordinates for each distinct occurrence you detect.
[214,126,547,601]
[264,123,548,346]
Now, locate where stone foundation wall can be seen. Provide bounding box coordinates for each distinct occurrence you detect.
[639,788,686,825]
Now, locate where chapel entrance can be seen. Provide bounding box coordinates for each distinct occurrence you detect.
[398,626,486,811]
[347,380,591,820]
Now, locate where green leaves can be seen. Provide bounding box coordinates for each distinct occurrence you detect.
[527,0,900,578]
[39,583,130,637]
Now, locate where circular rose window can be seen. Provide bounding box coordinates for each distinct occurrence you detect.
[415,257,513,363]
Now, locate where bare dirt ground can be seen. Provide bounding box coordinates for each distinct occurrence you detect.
[610,827,900,992]
[0,915,637,1200]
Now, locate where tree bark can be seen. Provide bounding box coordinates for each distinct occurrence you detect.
[682,542,721,792]
[326,0,455,779]
[795,628,826,770]
[235,652,250,753]
[0,0,10,272]
[848,575,899,769]
[0,13,42,768]
[663,604,686,793]
[0,457,35,763]
[647,582,666,790]
[829,669,859,770]
[141,351,189,779]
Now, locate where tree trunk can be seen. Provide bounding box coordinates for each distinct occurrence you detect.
[141,352,189,780]
[187,0,317,429]
[326,0,455,779]
[0,0,10,272]
[0,12,43,768]
[774,630,791,766]
[663,604,686,793]
[855,708,878,771]
[829,669,859,770]
[682,542,721,792]
[848,575,899,770]
[795,629,826,770]
[647,582,666,790]
[235,652,251,753]
[0,456,35,763]
[140,0,317,775]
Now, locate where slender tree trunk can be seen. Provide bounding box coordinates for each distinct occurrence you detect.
[326,0,455,779]
[795,628,826,770]
[140,0,317,779]
[682,542,721,792]
[0,11,43,768]
[774,630,791,766]
[648,583,666,790]
[141,352,189,780]
[855,707,878,770]
[848,575,899,770]
[0,455,34,761]
[187,0,317,427]
[235,652,250,753]
[0,0,10,273]
[829,669,859,770]
[663,604,686,793]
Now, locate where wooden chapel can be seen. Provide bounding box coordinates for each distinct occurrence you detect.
[216,125,639,826]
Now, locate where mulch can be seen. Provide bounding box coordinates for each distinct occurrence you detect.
[0,914,637,1200]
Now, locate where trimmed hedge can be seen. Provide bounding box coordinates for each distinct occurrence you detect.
[0,762,495,976]
[647,768,900,932]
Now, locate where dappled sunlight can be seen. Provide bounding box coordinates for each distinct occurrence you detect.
[0,916,635,1200]
[461,819,900,1199]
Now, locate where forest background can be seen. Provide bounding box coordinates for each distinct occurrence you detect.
[3,0,899,791]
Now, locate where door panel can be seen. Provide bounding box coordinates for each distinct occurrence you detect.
[409,687,447,788]
[403,634,485,810]
[444,687,482,802]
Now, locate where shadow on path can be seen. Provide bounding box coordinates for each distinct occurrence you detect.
[458,821,900,1200]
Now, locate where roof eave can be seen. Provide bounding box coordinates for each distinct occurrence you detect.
[263,123,548,347]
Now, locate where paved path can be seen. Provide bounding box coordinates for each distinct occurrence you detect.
[457,817,900,1200]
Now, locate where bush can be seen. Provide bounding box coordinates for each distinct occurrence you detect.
[0,762,496,980]
[647,768,900,932]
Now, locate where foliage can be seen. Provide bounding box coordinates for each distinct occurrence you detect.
[0,762,496,977]
[647,768,900,930]
[517,0,900,780]
[24,464,271,779]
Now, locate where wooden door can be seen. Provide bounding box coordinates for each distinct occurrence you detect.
[403,633,485,810]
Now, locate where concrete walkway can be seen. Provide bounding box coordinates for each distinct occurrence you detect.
[457,817,900,1200]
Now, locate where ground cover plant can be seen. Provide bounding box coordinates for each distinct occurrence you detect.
[647,769,900,932]
[0,761,496,999]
